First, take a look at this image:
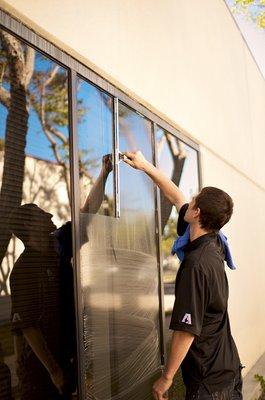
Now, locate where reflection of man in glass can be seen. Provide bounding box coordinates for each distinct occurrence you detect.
[0,342,12,400]
[7,155,112,399]
[123,151,242,400]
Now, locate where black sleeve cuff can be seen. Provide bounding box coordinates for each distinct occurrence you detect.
[169,322,201,337]
[177,203,189,236]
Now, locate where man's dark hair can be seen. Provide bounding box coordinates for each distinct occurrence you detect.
[194,186,233,231]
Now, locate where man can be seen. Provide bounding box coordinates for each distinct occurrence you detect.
[123,150,243,400]
[8,155,112,399]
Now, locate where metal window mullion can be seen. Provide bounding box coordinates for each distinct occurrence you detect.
[113,97,121,218]
[69,68,86,400]
[152,122,166,367]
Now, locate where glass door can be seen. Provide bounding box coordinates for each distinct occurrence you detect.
[76,79,162,399]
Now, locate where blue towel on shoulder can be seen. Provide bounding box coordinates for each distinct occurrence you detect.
[171,225,236,270]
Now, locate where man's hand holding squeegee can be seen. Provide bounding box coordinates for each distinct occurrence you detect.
[123,150,187,212]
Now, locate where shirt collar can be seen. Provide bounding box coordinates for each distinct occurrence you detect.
[183,232,218,253]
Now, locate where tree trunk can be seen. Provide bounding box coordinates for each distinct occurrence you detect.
[0,58,29,295]
[160,155,186,234]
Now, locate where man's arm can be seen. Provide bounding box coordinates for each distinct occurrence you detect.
[163,330,195,380]
[152,331,194,400]
[81,169,109,214]
[123,151,187,212]
[22,327,65,394]
[81,154,112,214]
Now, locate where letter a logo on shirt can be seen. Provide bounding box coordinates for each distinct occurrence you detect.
[182,313,192,325]
[12,313,21,322]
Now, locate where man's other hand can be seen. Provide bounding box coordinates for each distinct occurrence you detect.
[152,375,173,400]
[102,154,113,175]
[50,366,65,395]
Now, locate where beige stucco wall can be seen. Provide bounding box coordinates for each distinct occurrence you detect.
[1,0,265,375]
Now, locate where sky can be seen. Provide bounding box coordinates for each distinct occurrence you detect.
[225,0,265,79]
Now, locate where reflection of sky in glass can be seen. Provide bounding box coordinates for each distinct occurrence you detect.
[119,103,154,211]
[77,79,113,198]
[0,99,65,162]
[157,127,199,201]
[0,51,68,162]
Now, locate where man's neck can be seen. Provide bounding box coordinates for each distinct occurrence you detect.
[189,224,212,242]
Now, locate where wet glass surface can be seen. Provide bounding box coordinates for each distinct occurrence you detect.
[0,26,200,400]
[156,127,199,400]
[0,28,77,399]
[78,99,161,399]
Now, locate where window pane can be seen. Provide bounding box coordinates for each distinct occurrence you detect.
[118,103,161,397]
[77,98,161,399]
[157,127,199,289]
[77,79,114,216]
[0,29,76,399]
[76,78,115,399]
[156,126,199,399]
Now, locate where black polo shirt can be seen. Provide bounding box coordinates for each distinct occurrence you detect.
[169,204,241,394]
[10,222,76,367]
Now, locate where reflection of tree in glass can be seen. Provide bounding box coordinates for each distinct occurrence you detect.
[161,217,178,257]
[230,0,265,29]
[156,132,187,284]
[0,31,85,293]
[0,31,35,286]
[77,84,115,217]
[158,133,186,233]
[28,52,86,200]
[1,31,116,290]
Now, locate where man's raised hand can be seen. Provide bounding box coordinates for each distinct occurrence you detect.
[122,150,149,171]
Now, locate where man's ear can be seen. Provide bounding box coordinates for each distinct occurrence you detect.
[194,207,201,218]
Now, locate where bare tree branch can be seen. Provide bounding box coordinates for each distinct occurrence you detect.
[165,134,186,159]
[160,133,187,232]
[24,46,35,87]
[43,65,60,88]
[80,166,93,182]
[157,135,166,158]
[165,133,179,157]
[48,125,68,144]
[176,139,186,159]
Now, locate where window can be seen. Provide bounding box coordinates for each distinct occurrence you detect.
[76,92,162,399]
[0,13,200,400]
[0,28,74,399]
[156,126,199,399]
[77,78,114,216]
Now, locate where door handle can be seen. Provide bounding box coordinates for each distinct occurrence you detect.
[113,98,120,218]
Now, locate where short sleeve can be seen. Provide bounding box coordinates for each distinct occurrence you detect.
[169,265,207,336]
[10,265,40,332]
[177,203,189,236]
